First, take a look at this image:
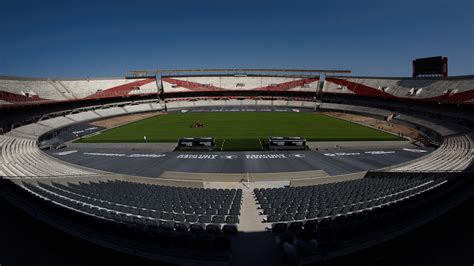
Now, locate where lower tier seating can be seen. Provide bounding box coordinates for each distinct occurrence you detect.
[392,134,473,172]
[0,135,93,178]
[255,173,450,225]
[22,180,242,234]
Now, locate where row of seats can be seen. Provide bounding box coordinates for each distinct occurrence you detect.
[0,135,93,178]
[21,180,242,234]
[11,183,234,259]
[0,100,166,179]
[56,180,241,216]
[323,76,474,104]
[6,102,163,138]
[254,174,447,224]
[266,172,470,261]
[161,76,319,93]
[392,134,473,171]
[0,77,159,105]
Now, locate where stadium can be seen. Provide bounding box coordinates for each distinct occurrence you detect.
[1,1,473,266]
[1,66,473,265]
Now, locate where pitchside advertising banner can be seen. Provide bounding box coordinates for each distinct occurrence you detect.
[178,137,215,148]
[269,136,306,150]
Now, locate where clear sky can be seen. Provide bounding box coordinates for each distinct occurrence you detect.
[0,0,472,78]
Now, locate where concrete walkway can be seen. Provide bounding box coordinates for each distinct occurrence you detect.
[232,189,280,266]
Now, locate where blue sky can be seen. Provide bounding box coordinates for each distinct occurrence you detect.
[0,0,472,77]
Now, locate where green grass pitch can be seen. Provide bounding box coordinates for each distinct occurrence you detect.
[76,112,403,150]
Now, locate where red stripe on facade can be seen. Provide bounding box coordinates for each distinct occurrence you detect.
[162,78,225,92]
[163,77,319,92]
[0,91,48,103]
[325,78,395,98]
[325,78,474,103]
[252,78,319,91]
[85,78,156,99]
[427,90,474,103]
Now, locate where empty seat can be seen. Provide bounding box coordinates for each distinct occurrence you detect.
[160,221,174,231]
[211,215,225,224]
[174,222,190,232]
[288,222,303,232]
[185,214,199,223]
[173,213,185,222]
[198,215,212,223]
[206,224,221,234]
[225,215,239,224]
[272,223,288,233]
[222,224,238,234]
[190,223,206,233]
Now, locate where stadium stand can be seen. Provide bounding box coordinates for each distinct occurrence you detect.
[0,78,67,102]
[391,133,473,172]
[93,106,128,117]
[122,103,154,113]
[165,98,317,110]
[22,180,242,231]
[256,173,449,224]
[162,76,319,93]
[66,110,102,122]
[129,80,160,95]
[36,116,75,128]
[323,75,474,104]
[319,102,470,137]
[0,72,473,265]
[0,99,166,178]
[256,174,446,233]
[0,135,94,177]
[0,76,158,105]
[83,78,156,99]
[252,170,472,262]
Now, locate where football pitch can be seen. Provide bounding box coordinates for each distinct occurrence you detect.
[76,112,403,150]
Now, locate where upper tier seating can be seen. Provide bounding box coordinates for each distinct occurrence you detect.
[323,76,474,104]
[162,76,319,93]
[165,98,316,110]
[0,79,68,102]
[0,77,158,106]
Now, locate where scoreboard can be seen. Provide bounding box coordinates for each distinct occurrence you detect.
[177,137,215,150]
[269,137,306,150]
[412,56,448,77]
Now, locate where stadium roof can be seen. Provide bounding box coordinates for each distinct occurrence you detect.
[127,69,352,77]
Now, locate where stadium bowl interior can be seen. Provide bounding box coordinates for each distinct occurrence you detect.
[0,70,473,265]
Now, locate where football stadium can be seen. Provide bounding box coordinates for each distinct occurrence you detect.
[1,1,473,266]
